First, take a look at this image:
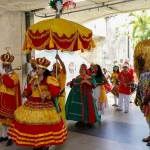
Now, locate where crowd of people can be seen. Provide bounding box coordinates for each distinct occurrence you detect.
[0,43,150,148]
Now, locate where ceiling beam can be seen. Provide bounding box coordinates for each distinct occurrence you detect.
[34,0,136,18]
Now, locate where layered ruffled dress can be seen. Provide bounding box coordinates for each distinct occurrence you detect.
[8,76,67,148]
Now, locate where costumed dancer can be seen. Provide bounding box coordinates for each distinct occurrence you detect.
[103,68,112,93]
[134,40,150,146]
[52,54,66,124]
[0,51,22,146]
[91,64,108,116]
[87,62,94,76]
[8,57,67,150]
[116,61,134,113]
[66,64,100,127]
[111,65,120,107]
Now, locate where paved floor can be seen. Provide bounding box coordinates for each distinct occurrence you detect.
[0,94,149,150]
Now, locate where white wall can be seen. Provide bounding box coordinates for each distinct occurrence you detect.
[0,11,26,89]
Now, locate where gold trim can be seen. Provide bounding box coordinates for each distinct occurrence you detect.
[9,124,67,137]
[36,64,47,69]
[28,30,50,39]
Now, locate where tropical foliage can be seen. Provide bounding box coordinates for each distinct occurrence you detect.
[129,11,150,46]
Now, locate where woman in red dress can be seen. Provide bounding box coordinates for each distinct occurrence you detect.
[8,57,67,150]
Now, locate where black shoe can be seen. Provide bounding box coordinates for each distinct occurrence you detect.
[86,123,94,127]
[6,139,13,146]
[41,146,49,150]
[0,137,8,142]
[75,121,85,127]
[33,146,49,150]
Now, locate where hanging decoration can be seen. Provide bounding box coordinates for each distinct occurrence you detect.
[49,0,76,15]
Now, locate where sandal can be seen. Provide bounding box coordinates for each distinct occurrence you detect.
[142,136,150,142]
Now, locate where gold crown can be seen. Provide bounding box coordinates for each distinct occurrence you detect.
[30,59,36,64]
[36,57,50,69]
[0,52,14,64]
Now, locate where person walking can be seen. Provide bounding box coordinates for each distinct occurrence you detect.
[117,61,134,113]
[52,54,67,124]
[66,64,100,127]
[91,64,108,116]
[8,57,67,150]
[0,51,22,146]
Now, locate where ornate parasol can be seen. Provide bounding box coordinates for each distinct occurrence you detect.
[23,18,95,53]
[23,0,96,79]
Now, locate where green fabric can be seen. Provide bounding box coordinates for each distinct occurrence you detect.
[53,97,60,114]
[91,74,104,84]
[65,77,100,122]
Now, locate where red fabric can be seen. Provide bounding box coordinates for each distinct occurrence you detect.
[3,75,15,88]
[52,32,76,50]
[104,83,113,93]
[80,83,96,123]
[8,119,67,148]
[28,30,50,49]
[79,33,92,49]
[24,84,32,97]
[119,71,134,95]
[129,68,134,76]
[0,75,22,119]
[0,94,17,118]
[16,81,22,107]
[87,69,93,76]
[142,105,150,117]
[48,84,60,98]
[27,30,92,51]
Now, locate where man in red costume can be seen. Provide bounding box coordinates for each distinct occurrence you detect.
[117,61,134,113]
[0,51,22,146]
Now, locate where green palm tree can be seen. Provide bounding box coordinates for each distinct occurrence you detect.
[129,11,150,47]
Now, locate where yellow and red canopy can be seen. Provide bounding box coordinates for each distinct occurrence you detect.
[23,18,96,53]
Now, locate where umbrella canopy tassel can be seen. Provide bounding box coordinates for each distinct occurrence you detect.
[49,38,55,48]
[92,39,96,48]
[78,38,83,51]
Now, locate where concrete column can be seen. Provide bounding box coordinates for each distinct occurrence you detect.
[0,11,29,91]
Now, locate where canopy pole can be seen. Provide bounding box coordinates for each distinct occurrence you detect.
[56,50,58,79]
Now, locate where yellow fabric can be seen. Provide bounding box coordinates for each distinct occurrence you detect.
[147,115,150,121]
[14,105,61,125]
[29,76,59,98]
[134,39,150,79]
[58,96,66,124]
[0,118,12,126]
[111,73,119,85]
[0,73,19,95]
[31,84,49,98]
[23,18,96,52]
[99,85,107,103]
[28,18,92,37]
[52,70,66,124]
[47,76,59,86]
